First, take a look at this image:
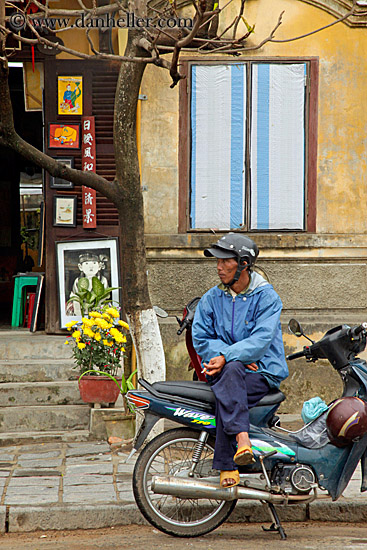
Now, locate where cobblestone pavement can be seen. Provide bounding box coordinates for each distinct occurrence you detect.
[0,440,365,533]
[0,441,135,507]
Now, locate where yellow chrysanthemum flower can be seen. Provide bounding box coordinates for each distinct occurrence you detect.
[83,327,95,339]
[102,313,113,322]
[103,339,113,347]
[118,320,130,330]
[82,317,95,327]
[110,328,124,343]
[72,330,81,341]
[65,321,78,330]
[105,307,119,318]
[89,311,102,318]
[77,342,86,349]
[64,340,69,345]
[95,318,110,330]
[93,332,101,342]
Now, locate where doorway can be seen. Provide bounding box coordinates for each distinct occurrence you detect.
[0,65,43,325]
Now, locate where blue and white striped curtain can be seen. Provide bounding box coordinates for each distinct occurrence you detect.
[190,63,306,230]
[250,63,306,230]
[190,64,246,230]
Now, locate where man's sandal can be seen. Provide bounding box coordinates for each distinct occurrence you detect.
[233,445,256,466]
[220,470,240,488]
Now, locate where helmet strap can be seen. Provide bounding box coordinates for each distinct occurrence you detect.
[227,259,249,288]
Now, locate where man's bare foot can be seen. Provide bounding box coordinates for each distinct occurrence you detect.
[236,431,251,449]
[220,470,240,488]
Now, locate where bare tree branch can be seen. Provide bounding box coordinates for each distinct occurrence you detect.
[232,0,246,40]
[199,10,284,54]
[0,24,155,64]
[20,2,127,18]
[86,28,99,55]
[2,0,365,89]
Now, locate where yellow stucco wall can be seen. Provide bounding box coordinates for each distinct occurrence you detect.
[140,66,179,234]
[50,0,116,58]
[50,1,367,236]
[140,0,367,235]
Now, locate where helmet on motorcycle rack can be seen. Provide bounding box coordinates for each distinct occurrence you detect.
[326,397,367,447]
[204,234,259,285]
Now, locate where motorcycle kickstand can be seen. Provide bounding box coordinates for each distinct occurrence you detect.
[262,502,287,540]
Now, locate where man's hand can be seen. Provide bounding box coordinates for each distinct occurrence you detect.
[246,362,258,372]
[203,358,259,377]
[202,355,226,376]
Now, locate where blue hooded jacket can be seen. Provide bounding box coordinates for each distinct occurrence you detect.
[192,272,288,388]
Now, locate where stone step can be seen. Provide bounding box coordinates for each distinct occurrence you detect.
[0,405,90,433]
[0,429,92,446]
[0,332,72,360]
[0,360,78,382]
[0,382,83,407]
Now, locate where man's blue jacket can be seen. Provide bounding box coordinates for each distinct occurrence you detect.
[192,272,289,389]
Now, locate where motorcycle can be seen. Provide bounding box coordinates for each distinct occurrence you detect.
[126,314,367,540]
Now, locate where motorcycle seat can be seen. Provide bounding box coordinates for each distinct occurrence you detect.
[151,380,285,407]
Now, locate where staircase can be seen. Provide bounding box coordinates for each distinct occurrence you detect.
[0,330,92,445]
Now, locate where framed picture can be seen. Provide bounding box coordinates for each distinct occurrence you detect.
[48,123,80,149]
[58,76,83,115]
[55,238,120,329]
[53,195,77,227]
[50,157,74,188]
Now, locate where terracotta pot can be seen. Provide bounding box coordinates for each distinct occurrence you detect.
[78,375,122,404]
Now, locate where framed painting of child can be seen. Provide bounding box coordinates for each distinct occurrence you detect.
[55,238,120,328]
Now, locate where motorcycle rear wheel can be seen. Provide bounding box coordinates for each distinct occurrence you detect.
[133,428,237,537]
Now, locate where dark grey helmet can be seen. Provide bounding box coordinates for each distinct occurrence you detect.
[204,233,259,268]
[204,234,259,286]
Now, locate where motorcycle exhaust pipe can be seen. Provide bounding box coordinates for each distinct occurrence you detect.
[151,475,287,503]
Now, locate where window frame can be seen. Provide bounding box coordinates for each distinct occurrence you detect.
[178,57,318,233]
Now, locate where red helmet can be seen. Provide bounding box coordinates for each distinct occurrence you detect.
[326,397,367,447]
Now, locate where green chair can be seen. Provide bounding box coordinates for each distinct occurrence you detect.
[11,274,39,327]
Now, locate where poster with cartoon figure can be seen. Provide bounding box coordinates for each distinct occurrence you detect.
[58,76,83,115]
[49,123,80,149]
[56,238,120,328]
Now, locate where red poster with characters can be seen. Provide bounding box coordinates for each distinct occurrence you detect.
[82,116,97,229]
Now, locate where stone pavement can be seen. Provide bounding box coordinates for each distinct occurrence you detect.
[0,439,365,533]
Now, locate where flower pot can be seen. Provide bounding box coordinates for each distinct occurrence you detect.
[78,375,122,404]
[102,411,136,440]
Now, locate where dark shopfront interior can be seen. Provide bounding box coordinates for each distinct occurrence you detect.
[0,65,44,326]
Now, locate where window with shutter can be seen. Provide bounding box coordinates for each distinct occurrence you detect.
[184,59,318,232]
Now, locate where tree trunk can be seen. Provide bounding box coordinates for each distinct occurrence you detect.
[113,33,166,383]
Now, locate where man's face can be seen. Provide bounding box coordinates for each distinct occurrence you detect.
[79,260,100,277]
[217,257,238,285]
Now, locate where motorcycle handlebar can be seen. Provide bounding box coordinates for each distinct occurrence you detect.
[351,323,367,337]
[177,318,190,336]
[286,349,306,361]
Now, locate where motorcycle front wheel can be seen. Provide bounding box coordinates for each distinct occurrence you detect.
[132,427,237,537]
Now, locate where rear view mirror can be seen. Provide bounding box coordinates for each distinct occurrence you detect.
[153,306,169,318]
[288,318,304,338]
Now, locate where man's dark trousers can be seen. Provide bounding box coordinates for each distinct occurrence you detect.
[209,360,270,471]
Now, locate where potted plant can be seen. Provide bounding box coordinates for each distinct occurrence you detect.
[65,305,136,407]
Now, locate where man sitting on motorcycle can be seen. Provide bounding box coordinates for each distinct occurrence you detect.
[192,234,288,489]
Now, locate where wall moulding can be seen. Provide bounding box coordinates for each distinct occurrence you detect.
[298,0,367,26]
